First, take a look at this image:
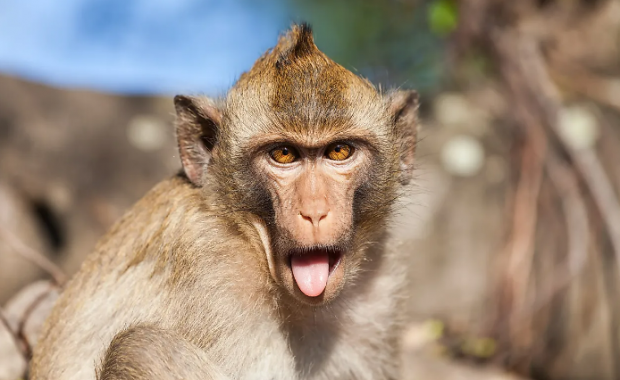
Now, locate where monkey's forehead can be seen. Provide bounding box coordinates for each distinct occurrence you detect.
[222,83,391,143]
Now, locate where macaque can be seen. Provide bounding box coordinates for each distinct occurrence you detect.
[30,24,419,380]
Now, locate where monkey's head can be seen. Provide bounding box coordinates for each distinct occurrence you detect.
[174,24,418,306]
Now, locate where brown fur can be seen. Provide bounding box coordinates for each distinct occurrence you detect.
[30,24,419,380]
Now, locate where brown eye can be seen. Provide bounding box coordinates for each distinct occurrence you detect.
[326,143,353,161]
[270,145,298,164]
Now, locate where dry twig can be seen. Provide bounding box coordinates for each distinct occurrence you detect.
[0,227,66,285]
[0,307,28,359]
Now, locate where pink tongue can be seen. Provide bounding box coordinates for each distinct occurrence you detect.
[291,252,329,297]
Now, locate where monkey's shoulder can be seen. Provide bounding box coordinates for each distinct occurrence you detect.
[82,175,228,269]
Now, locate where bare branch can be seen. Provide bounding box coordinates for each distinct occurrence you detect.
[0,227,66,285]
[0,307,28,360]
[511,36,620,277]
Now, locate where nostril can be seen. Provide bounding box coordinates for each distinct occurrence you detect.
[299,210,328,227]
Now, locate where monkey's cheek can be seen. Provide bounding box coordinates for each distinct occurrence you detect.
[324,255,346,302]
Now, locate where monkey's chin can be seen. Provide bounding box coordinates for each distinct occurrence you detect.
[279,247,346,306]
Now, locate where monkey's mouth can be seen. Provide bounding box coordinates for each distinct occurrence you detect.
[288,247,343,298]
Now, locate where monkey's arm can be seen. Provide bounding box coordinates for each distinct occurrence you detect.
[98,325,229,380]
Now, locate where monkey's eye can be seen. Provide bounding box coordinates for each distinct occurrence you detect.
[270,145,299,164]
[325,143,353,161]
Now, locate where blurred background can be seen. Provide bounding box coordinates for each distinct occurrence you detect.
[1,0,619,379]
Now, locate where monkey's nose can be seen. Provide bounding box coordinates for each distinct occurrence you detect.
[299,208,328,227]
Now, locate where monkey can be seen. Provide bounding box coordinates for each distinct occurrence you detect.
[29,24,419,380]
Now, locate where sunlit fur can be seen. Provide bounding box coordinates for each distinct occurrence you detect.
[30,24,419,380]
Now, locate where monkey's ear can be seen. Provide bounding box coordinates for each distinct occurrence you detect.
[389,90,419,185]
[174,95,222,186]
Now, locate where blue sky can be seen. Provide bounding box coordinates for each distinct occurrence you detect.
[0,0,288,95]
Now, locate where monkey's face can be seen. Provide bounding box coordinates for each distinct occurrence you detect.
[173,26,418,307]
[247,136,376,305]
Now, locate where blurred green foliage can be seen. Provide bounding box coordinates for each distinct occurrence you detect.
[279,0,453,94]
[428,0,458,36]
